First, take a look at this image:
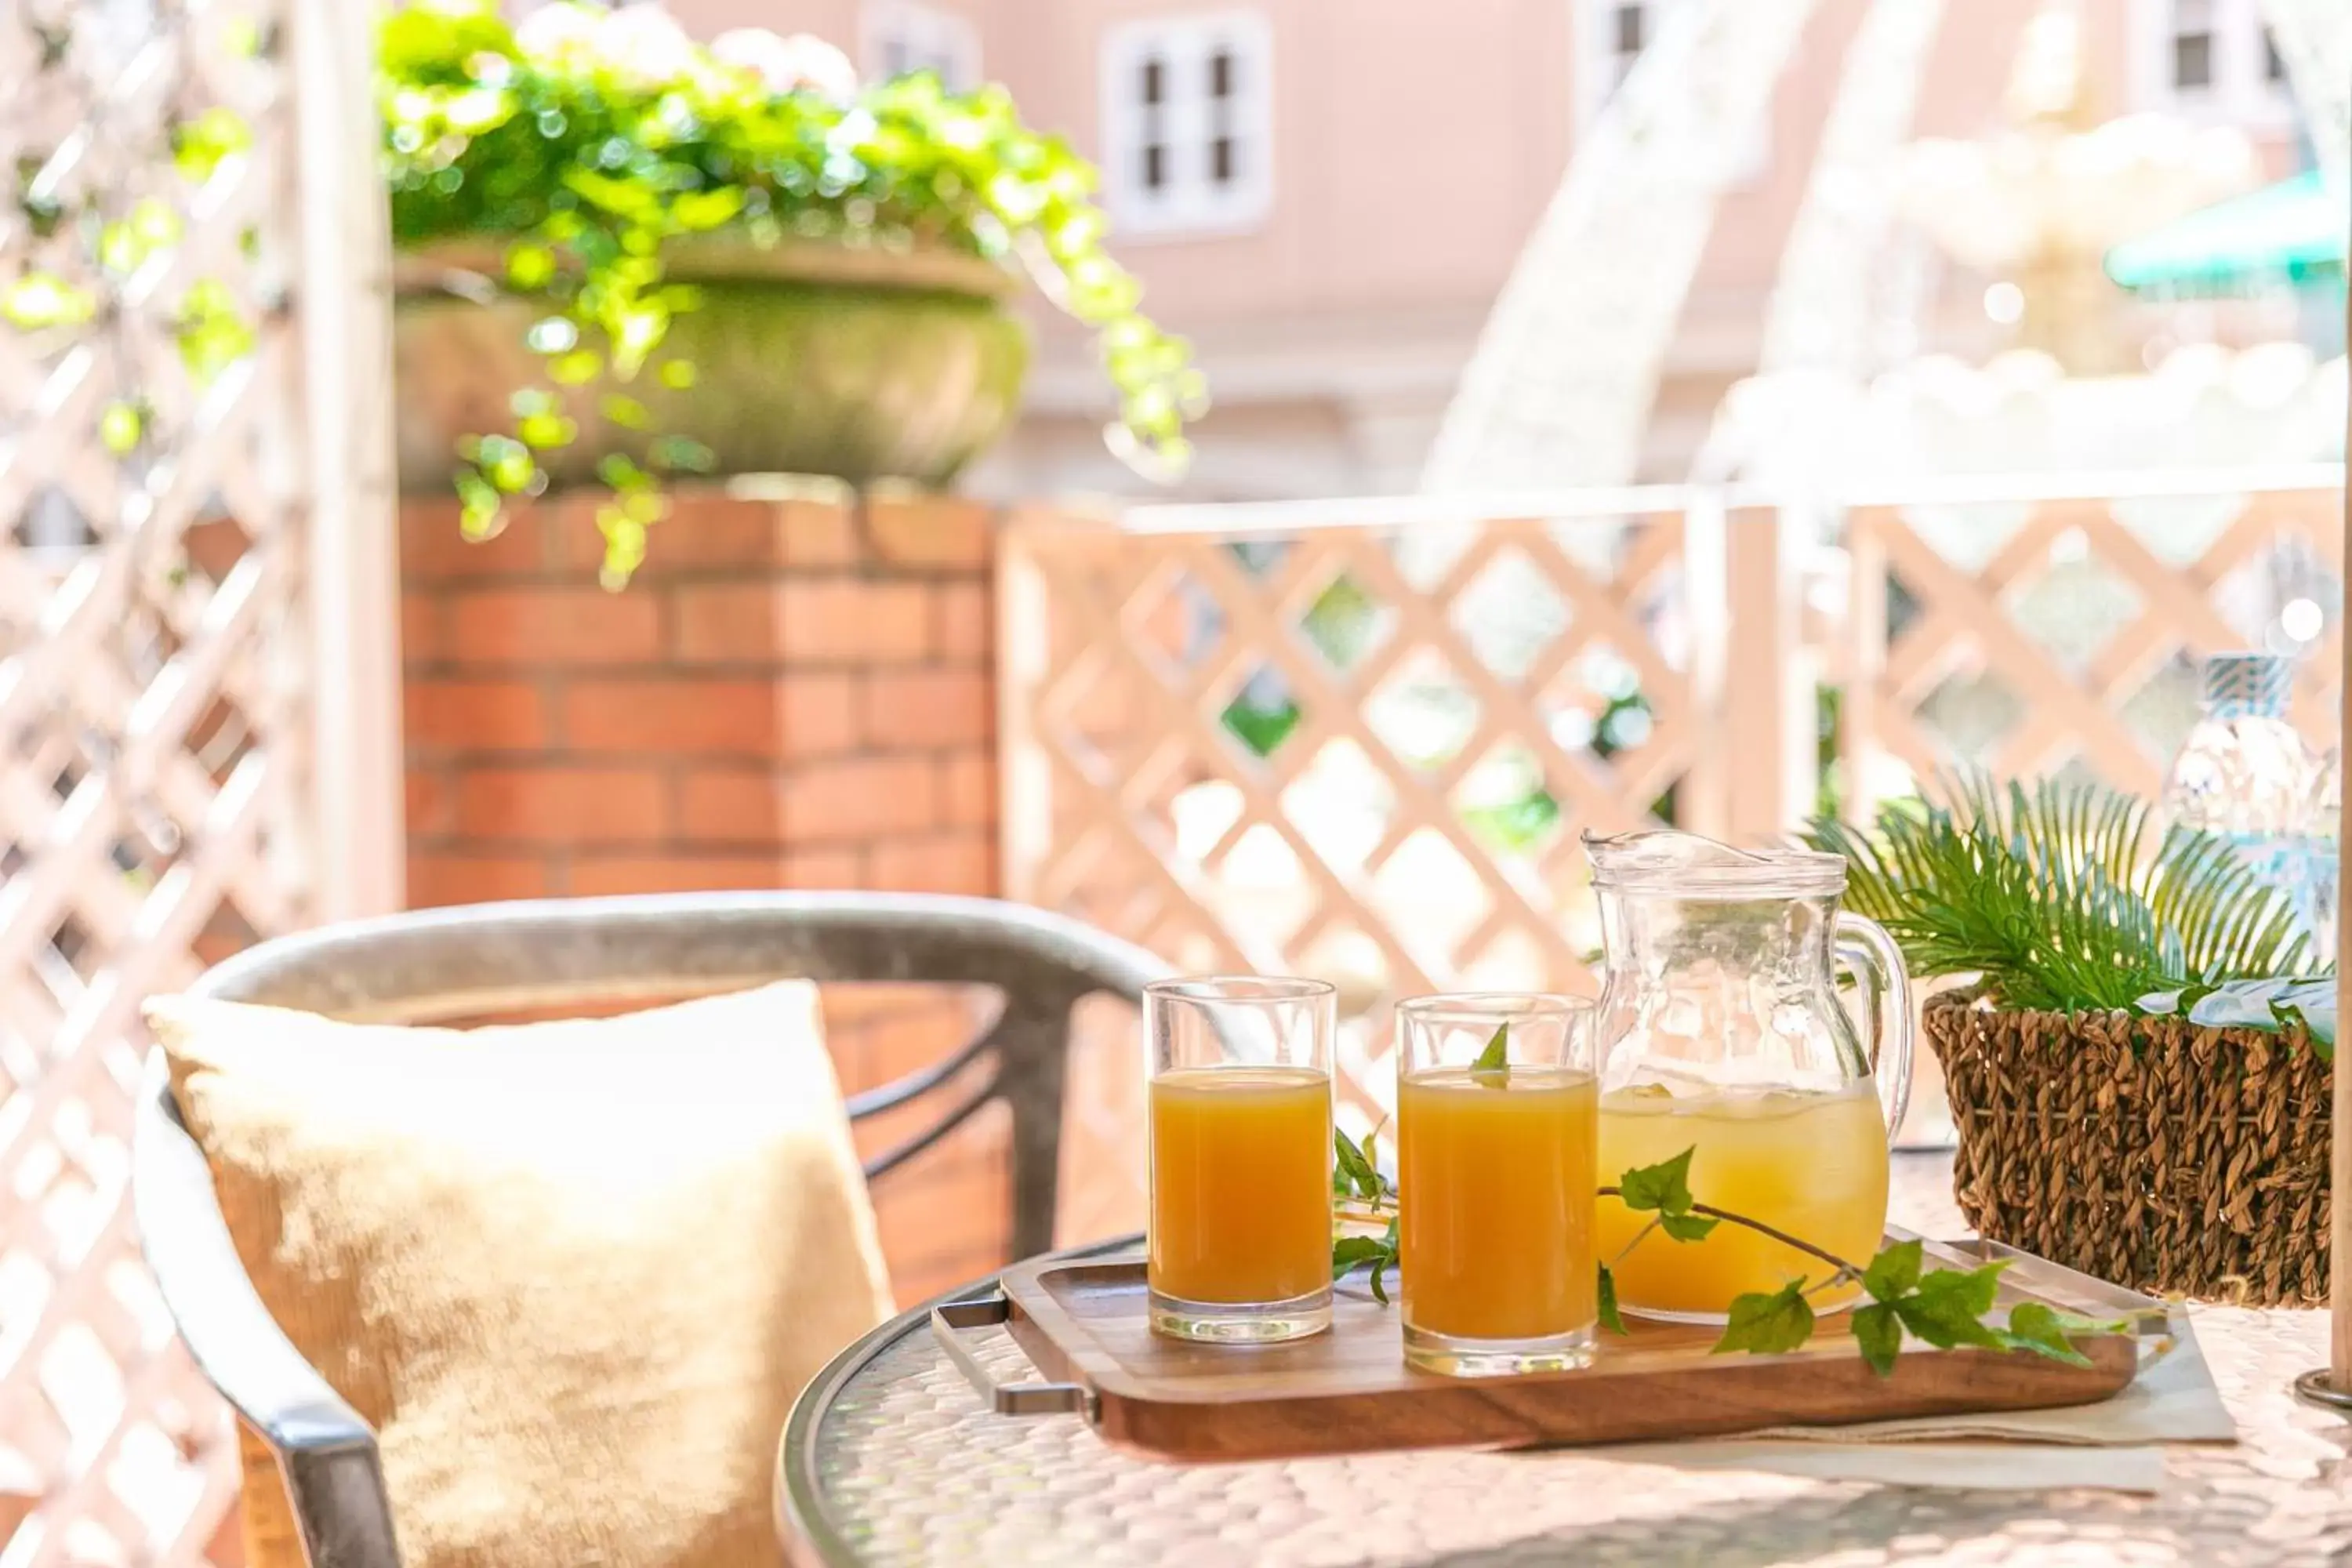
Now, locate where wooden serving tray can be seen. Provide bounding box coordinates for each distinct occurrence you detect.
[931,1231,2166,1463]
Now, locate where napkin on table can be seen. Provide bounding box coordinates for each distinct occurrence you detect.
[1562,1308,2232,1495]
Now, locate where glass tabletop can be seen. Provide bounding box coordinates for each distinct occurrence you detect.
[778,1154,2352,1566]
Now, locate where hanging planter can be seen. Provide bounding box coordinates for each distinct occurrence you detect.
[381,2,1202,583]
[394,237,1029,495]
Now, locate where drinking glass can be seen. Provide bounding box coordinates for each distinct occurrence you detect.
[1396,993,1599,1377]
[1146,976,1336,1343]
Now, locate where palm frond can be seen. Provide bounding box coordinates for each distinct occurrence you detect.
[1801,772,2319,1015]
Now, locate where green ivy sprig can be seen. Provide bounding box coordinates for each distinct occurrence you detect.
[1333,1131,2123,1375]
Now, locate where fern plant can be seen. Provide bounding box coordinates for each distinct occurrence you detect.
[1803,776,2321,1021]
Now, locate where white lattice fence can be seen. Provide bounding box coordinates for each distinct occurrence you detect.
[1841,480,2346,812]
[0,2,392,1561]
[1002,499,1702,1136]
[1004,477,2347,1208]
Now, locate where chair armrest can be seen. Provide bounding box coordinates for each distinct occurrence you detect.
[135,1058,405,1568]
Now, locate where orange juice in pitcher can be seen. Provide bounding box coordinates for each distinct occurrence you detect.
[1597,1083,1888,1315]
[1583,831,1914,1324]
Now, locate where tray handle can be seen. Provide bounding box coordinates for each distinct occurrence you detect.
[929,1292,1096,1417]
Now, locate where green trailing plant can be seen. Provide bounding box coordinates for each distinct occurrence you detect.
[383,2,1199,581]
[1331,1127,2123,1374]
[5,5,1200,585]
[1802,775,2324,1034]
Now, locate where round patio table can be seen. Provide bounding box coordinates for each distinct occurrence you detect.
[776,1153,2352,1566]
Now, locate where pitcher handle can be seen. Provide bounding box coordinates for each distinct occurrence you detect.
[1835,912,1915,1145]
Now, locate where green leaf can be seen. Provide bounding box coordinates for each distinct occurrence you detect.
[1,272,95,330]
[1890,1263,2009,1351]
[1995,1301,2092,1368]
[170,106,252,185]
[1597,1262,1627,1335]
[1912,1259,2006,1319]
[1851,1301,1904,1375]
[1802,773,2318,1022]
[99,400,145,456]
[1616,1147,1698,1217]
[1714,1278,1816,1356]
[600,393,650,430]
[506,244,557,290]
[1333,1129,1380,1201]
[1471,1022,1509,1073]
[1658,1211,1720,1243]
[1861,1238,1924,1303]
[1330,1236,1389,1279]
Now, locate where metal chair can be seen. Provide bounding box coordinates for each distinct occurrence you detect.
[132,891,1171,1568]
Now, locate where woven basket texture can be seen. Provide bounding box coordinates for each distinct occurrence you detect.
[1929,993,2330,1307]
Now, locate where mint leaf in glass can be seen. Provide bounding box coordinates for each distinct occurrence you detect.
[1470,1022,1510,1087]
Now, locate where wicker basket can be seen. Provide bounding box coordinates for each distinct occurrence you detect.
[1926,992,2331,1306]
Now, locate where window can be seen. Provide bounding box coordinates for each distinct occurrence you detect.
[1611,4,1646,82]
[2171,0,2215,91]
[862,1,981,92]
[1577,2,1766,180]
[1101,13,1274,238]
[2136,0,2294,127]
[1577,0,1659,126]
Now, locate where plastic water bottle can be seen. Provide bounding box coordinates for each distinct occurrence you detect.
[2162,652,2330,950]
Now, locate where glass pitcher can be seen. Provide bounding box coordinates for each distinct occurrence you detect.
[1584,829,1914,1324]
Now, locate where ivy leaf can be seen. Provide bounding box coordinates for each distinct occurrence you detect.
[1715,1278,1815,1356]
[1370,1214,1399,1301]
[1851,1301,1904,1376]
[1995,1301,2092,1368]
[1658,1211,1720,1243]
[1597,1262,1628,1336]
[1861,1238,1924,1303]
[1617,1147,1698,1217]
[1890,1263,2009,1351]
[1912,1259,2006,1318]
[1471,1022,1509,1087]
[1332,1129,1381,1201]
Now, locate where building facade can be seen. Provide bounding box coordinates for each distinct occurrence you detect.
[663,0,2318,499]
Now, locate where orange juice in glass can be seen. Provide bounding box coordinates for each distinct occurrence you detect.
[1145,977,1336,1342]
[1597,1083,1888,1318]
[1396,995,1599,1376]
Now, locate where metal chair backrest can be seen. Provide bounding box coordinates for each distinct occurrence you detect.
[134,892,1171,1568]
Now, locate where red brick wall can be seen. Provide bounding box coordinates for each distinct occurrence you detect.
[400,488,1013,1301]
[403,488,997,903]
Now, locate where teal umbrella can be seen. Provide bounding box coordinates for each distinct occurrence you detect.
[2103,170,2348,297]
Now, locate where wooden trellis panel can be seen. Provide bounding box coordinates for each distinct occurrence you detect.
[1004,477,2345,1157]
[1001,500,1700,1129]
[1842,485,2346,814]
[0,2,394,1562]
